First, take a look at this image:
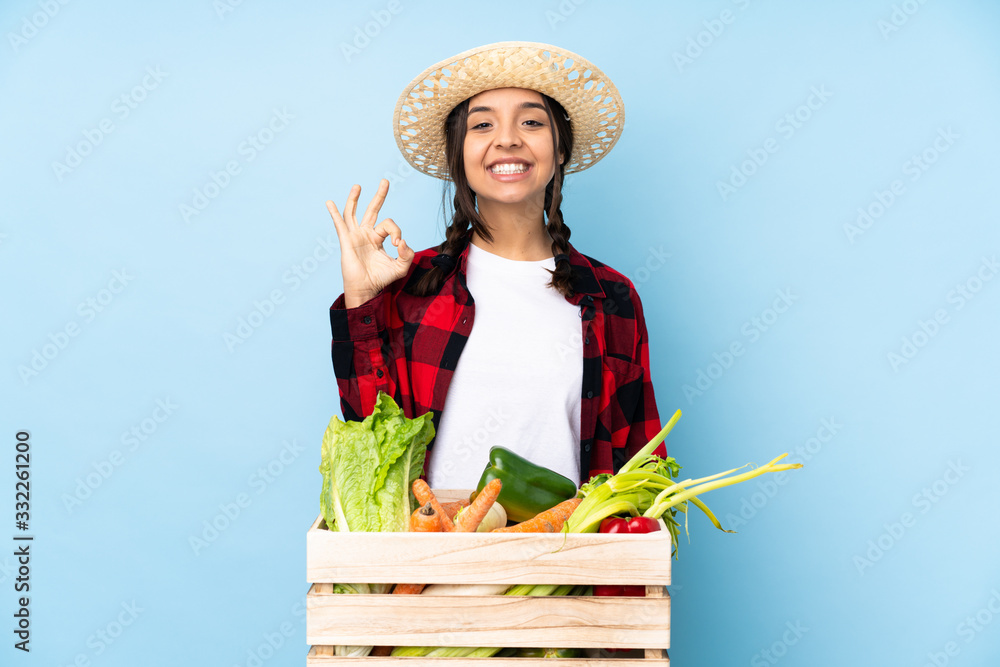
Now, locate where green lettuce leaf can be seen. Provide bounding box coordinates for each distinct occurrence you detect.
[320,391,434,533]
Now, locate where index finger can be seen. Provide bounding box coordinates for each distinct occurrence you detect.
[325,198,348,238]
[360,179,390,228]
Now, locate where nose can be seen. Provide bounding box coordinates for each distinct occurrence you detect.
[494,118,522,149]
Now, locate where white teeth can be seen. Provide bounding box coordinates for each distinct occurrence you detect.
[490,163,529,174]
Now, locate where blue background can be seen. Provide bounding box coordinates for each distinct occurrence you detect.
[2,0,999,665]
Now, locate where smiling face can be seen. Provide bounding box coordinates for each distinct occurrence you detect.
[462,87,563,210]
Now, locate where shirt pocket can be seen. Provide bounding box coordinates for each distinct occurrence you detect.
[598,355,645,450]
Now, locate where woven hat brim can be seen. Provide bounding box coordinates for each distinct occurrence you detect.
[392,41,624,181]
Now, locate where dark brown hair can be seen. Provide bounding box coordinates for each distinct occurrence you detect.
[409,91,576,298]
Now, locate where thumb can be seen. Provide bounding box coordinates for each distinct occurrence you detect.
[397,239,415,263]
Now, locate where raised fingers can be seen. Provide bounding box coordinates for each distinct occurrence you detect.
[326,199,348,238]
[343,183,361,224]
[360,179,390,228]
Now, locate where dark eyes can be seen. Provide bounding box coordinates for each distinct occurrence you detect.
[470,120,544,130]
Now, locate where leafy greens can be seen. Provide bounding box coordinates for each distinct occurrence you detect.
[319,391,434,533]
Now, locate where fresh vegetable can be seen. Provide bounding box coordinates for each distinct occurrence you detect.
[391,646,503,658]
[412,479,456,531]
[516,648,583,658]
[473,502,507,533]
[599,516,661,535]
[395,503,446,595]
[439,499,470,519]
[455,501,508,533]
[564,409,804,558]
[472,446,578,523]
[391,583,426,594]
[410,502,441,532]
[419,583,512,596]
[394,504,441,595]
[505,583,575,596]
[318,392,434,657]
[592,517,661,653]
[594,516,661,597]
[319,391,434,533]
[492,497,582,533]
[453,478,502,532]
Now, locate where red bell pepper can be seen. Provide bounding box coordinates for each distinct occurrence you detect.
[594,516,661,597]
[594,516,661,654]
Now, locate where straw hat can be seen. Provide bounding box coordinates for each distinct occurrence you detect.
[392,41,625,181]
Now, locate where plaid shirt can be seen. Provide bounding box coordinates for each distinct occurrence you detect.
[329,235,665,484]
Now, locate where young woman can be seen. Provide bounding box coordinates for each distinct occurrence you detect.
[326,42,666,489]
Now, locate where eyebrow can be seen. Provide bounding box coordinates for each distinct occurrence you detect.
[468,101,547,115]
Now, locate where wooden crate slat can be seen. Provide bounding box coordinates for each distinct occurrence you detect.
[306,646,669,664]
[306,591,670,649]
[307,517,672,586]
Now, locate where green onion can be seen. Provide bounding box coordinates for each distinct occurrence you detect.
[565,410,804,554]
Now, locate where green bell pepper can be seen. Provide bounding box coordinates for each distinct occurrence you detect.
[472,446,578,523]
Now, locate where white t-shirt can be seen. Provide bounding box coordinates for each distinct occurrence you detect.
[426,242,583,490]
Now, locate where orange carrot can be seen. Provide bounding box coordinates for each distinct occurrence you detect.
[392,583,426,595]
[412,479,455,531]
[439,499,470,519]
[453,478,503,532]
[397,503,441,595]
[492,497,582,533]
[410,502,441,532]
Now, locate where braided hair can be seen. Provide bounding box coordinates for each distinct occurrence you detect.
[410,91,576,299]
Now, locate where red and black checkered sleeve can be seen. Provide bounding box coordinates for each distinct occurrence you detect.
[625,290,666,462]
[329,290,396,422]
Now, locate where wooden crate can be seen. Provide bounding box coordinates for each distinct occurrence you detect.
[306,489,671,665]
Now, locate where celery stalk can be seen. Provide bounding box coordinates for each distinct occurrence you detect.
[390,646,433,657]
[619,409,682,475]
[425,646,503,658]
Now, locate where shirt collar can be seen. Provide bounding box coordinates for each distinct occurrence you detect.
[454,232,607,304]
